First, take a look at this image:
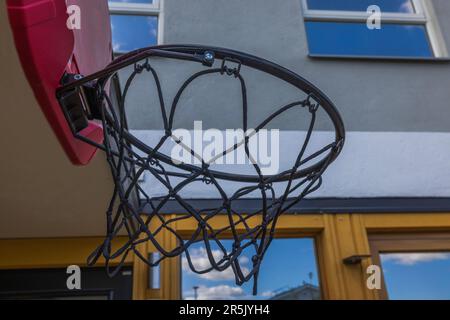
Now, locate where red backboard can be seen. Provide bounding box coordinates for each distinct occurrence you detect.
[7,0,112,165]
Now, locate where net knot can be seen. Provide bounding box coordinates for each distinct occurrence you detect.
[307,172,317,181]
[258,182,270,191]
[168,190,177,198]
[134,59,151,73]
[309,102,319,113]
[220,57,241,78]
[304,93,320,113]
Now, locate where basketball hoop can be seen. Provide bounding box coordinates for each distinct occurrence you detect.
[56,45,345,295]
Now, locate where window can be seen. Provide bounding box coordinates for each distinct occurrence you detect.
[0,267,133,300]
[302,0,448,58]
[370,233,450,300]
[108,0,163,54]
[181,238,321,300]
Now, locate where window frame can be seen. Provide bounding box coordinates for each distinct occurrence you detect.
[108,0,164,52]
[301,0,448,58]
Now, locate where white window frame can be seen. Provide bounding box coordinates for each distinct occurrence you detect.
[108,0,164,46]
[301,0,448,58]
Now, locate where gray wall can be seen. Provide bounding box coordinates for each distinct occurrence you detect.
[126,0,450,132]
[126,0,450,199]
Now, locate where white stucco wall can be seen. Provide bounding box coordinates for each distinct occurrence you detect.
[132,130,450,199]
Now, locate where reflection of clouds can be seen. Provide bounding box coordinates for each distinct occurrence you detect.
[184,285,246,300]
[399,1,414,13]
[110,15,158,53]
[382,253,450,266]
[261,290,275,298]
[146,18,158,38]
[182,247,250,281]
[113,43,124,52]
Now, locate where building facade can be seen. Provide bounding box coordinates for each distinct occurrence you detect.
[1,0,450,300]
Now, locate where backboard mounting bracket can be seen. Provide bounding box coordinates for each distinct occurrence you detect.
[58,73,102,134]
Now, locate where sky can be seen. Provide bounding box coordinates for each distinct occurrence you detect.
[306,0,415,13]
[110,15,158,53]
[305,22,433,58]
[109,0,158,53]
[381,253,450,300]
[181,238,320,300]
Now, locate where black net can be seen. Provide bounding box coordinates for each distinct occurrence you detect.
[57,46,345,295]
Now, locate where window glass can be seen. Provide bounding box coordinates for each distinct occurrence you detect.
[110,15,158,53]
[381,252,450,300]
[0,267,133,300]
[305,22,433,58]
[109,0,155,4]
[306,0,415,13]
[182,238,321,300]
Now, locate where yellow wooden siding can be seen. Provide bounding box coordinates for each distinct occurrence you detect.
[1,213,450,300]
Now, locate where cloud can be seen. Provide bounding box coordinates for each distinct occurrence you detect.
[184,285,246,300]
[400,2,413,13]
[182,247,250,281]
[382,253,450,266]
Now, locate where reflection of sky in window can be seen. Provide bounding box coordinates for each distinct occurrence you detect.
[306,0,415,13]
[109,0,154,4]
[305,22,432,58]
[110,15,158,53]
[182,238,320,300]
[381,252,450,300]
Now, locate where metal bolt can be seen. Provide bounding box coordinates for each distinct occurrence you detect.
[205,52,214,60]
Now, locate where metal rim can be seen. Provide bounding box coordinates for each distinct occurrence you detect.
[58,44,345,183]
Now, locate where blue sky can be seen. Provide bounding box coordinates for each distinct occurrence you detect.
[306,0,415,13]
[381,253,450,300]
[305,22,432,58]
[110,15,158,53]
[109,0,157,53]
[182,238,320,300]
